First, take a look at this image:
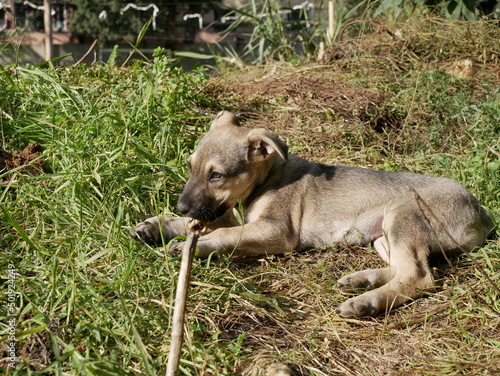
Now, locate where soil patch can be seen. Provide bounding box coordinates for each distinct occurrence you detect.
[0,143,47,180]
[207,65,387,162]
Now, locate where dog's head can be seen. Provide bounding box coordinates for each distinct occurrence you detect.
[177,111,288,222]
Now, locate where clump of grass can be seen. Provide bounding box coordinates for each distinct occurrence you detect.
[0,56,226,374]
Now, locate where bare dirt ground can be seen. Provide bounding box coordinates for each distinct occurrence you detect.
[207,18,499,166]
[0,142,46,181]
[208,65,389,170]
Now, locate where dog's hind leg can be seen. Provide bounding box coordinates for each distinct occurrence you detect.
[337,206,436,317]
[337,267,393,294]
[337,267,434,317]
[337,236,395,293]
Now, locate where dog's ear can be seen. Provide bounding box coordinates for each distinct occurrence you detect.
[247,128,288,162]
[210,111,240,129]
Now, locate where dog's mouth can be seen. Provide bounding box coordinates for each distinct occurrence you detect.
[191,207,220,223]
[179,203,229,223]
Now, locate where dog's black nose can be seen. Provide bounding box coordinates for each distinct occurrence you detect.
[177,200,190,215]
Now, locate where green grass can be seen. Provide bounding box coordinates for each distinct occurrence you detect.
[1,16,499,376]
[0,56,228,374]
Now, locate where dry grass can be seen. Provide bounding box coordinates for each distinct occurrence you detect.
[201,16,500,375]
[226,250,499,375]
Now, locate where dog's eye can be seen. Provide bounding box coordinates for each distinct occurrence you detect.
[209,172,224,182]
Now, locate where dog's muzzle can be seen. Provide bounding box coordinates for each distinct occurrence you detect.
[177,200,228,223]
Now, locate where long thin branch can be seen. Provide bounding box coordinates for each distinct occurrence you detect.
[165,220,204,376]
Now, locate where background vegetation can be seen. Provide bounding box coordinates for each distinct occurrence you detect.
[69,0,193,46]
[1,2,499,375]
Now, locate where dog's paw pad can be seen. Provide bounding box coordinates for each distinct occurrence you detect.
[168,242,184,257]
[337,275,374,293]
[337,297,378,318]
[131,221,160,247]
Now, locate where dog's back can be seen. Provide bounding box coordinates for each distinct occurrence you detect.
[246,154,492,252]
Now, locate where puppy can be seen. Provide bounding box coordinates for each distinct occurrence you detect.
[133,111,493,317]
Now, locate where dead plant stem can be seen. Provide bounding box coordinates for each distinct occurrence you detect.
[411,188,500,300]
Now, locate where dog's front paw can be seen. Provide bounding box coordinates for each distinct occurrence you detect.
[168,239,217,258]
[336,296,378,318]
[168,241,185,257]
[131,220,161,247]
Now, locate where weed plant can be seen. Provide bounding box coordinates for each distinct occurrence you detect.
[213,0,372,65]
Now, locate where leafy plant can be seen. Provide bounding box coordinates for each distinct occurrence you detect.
[374,0,489,20]
[212,0,378,65]
[68,0,182,46]
[214,0,323,65]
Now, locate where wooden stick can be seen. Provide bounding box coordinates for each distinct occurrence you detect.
[165,220,204,376]
[43,0,54,61]
[327,0,335,44]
